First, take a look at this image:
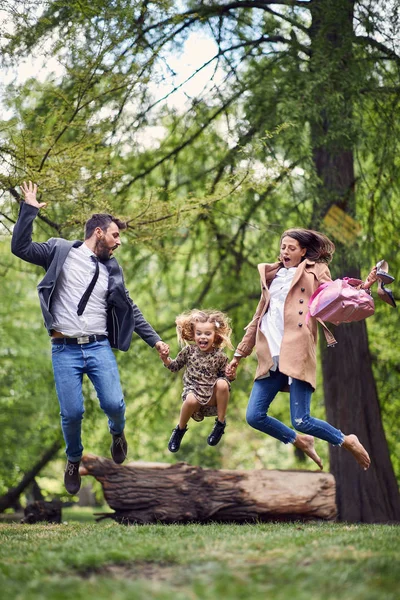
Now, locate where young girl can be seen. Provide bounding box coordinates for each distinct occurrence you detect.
[160,309,234,453]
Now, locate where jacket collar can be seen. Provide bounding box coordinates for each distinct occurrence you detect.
[258,259,316,288]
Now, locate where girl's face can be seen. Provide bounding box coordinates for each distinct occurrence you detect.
[194,321,217,352]
[280,235,306,268]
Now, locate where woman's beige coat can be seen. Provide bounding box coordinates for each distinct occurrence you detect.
[236,259,332,390]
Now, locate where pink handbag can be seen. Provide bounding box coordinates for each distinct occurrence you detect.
[307,278,375,327]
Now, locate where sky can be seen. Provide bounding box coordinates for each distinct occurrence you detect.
[0,6,221,120]
[0,8,223,150]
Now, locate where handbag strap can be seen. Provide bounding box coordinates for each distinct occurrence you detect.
[317,318,337,347]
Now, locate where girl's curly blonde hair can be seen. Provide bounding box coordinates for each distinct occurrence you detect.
[175,309,233,349]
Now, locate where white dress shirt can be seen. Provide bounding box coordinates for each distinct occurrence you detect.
[260,266,297,369]
[235,266,297,380]
[51,243,109,336]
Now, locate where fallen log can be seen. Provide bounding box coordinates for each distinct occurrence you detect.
[80,454,337,524]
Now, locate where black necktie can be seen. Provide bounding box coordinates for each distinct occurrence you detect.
[77,256,99,316]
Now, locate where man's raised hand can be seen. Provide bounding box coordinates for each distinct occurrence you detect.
[20,181,47,209]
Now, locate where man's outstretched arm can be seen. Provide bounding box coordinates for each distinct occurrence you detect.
[11,181,53,268]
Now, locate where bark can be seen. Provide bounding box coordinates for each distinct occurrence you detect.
[80,454,337,524]
[30,479,45,502]
[0,439,62,513]
[309,0,400,522]
[322,320,400,522]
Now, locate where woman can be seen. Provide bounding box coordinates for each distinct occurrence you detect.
[227,228,371,470]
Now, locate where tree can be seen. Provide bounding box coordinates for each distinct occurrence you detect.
[306,0,400,522]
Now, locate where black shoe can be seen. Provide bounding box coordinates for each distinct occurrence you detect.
[377,281,397,308]
[207,419,226,446]
[64,460,81,495]
[111,431,128,464]
[168,425,188,453]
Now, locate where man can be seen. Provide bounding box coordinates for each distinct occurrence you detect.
[11,181,169,494]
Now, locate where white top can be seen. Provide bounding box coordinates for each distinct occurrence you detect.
[260,266,297,367]
[235,266,297,380]
[51,243,109,336]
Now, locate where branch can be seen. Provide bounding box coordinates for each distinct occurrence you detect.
[130,1,311,42]
[127,205,201,228]
[262,4,310,35]
[231,158,304,244]
[134,34,290,126]
[359,87,400,95]
[0,439,62,513]
[118,87,245,193]
[355,35,400,64]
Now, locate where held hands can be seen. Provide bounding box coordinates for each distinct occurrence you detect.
[225,357,240,381]
[155,341,170,364]
[20,181,47,209]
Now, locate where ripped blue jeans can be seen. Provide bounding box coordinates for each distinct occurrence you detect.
[246,369,344,445]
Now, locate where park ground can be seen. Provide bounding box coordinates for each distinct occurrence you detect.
[0,508,399,600]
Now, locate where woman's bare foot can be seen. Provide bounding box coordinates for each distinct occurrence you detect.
[342,434,371,470]
[294,435,323,470]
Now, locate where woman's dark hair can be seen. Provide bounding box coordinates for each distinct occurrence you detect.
[281,228,335,264]
[84,213,127,239]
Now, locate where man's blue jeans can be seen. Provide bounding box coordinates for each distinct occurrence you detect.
[246,369,344,445]
[51,339,126,462]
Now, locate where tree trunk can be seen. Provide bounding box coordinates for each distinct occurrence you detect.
[309,0,400,521]
[322,320,400,522]
[80,454,337,524]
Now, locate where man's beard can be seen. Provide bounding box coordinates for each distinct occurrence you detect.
[94,239,112,262]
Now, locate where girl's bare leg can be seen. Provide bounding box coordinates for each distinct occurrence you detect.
[293,434,323,470]
[214,379,230,422]
[342,434,371,469]
[178,394,200,429]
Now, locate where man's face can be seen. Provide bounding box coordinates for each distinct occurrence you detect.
[94,222,121,261]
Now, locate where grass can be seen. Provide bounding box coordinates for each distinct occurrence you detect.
[0,511,399,600]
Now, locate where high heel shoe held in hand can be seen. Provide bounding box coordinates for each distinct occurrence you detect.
[376,260,395,285]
